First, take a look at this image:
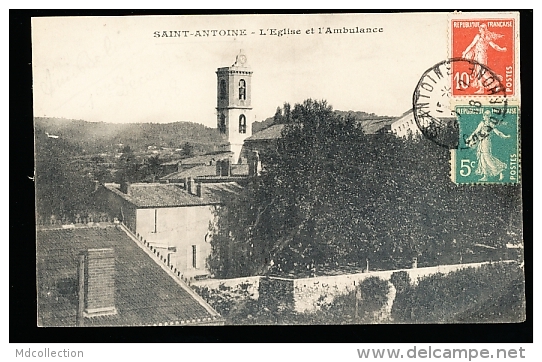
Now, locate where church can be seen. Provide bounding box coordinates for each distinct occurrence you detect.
[216,50,253,164]
[95,51,263,278]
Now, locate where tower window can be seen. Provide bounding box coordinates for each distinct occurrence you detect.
[219,113,226,134]
[239,114,246,134]
[239,79,246,100]
[220,79,227,100]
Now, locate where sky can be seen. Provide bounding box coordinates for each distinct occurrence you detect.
[31,13,451,128]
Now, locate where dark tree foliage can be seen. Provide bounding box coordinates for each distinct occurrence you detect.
[391,263,525,323]
[34,127,95,222]
[115,145,139,184]
[208,99,522,278]
[181,141,194,157]
[146,155,162,182]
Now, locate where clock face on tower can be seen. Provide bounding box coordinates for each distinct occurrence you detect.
[238,54,247,65]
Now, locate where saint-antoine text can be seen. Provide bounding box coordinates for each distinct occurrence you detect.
[153,27,384,38]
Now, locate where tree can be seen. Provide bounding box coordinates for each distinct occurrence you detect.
[34,128,94,221]
[116,144,138,183]
[273,107,283,124]
[146,155,161,182]
[209,99,372,277]
[181,142,194,158]
[208,99,522,278]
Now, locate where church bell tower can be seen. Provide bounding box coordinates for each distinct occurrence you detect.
[216,50,253,164]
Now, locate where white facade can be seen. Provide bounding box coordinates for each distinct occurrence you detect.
[136,206,215,277]
[391,110,421,138]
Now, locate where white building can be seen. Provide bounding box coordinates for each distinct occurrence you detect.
[390,110,421,138]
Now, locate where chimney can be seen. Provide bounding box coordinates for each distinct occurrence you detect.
[78,248,117,320]
[187,177,194,194]
[219,159,231,176]
[119,181,131,195]
[196,182,203,198]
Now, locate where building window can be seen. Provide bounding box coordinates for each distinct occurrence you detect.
[218,113,226,134]
[153,209,157,233]
[239,114,246,134]
[220,79,227,100]
[192,245,197,268]
[239,79,246,100]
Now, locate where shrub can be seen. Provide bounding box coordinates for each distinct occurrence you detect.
[392,262,525,323]
[313,276,391,324]
[390,271,414,323]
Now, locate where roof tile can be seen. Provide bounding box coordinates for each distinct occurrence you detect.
[104,182,242,208]
[37,226,222,326]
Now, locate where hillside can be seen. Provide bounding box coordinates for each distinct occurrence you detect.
[252,110,397,135]
[34,117,227,154]
[34,109,397,155]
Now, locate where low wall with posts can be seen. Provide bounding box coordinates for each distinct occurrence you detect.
[36,212,116,228]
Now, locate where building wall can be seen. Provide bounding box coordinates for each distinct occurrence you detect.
[391,111,421,138]
[135,205,215,276]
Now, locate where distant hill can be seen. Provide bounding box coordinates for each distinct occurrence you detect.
[252,110,397,135]
[34,117,227,154]
[35,110,398,156]
[252,117,276,134]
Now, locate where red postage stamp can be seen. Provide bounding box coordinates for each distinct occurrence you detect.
[451,18,515,96]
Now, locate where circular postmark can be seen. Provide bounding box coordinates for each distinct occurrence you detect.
[412,58,507,148]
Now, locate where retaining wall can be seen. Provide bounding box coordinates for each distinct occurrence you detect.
[291,261,507,312]
[192,276,261,300]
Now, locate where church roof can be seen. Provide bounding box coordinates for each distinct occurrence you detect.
[245,124,286,141]
[180,152,233,166]
[160,163,248,181]
[37,226,223,326]
[161,165,218,181]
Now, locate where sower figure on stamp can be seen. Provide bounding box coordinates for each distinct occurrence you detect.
[468,109,510,181]
[462,23,507,94]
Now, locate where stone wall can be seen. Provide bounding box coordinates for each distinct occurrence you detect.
[190,276,261,317]
[291,261,501,313]
[191,261,513,315]
[192,276,261,300]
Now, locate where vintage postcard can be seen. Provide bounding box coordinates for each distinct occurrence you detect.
[32,12,524,327]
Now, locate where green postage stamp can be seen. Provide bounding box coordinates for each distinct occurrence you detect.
[451,104,519,184]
